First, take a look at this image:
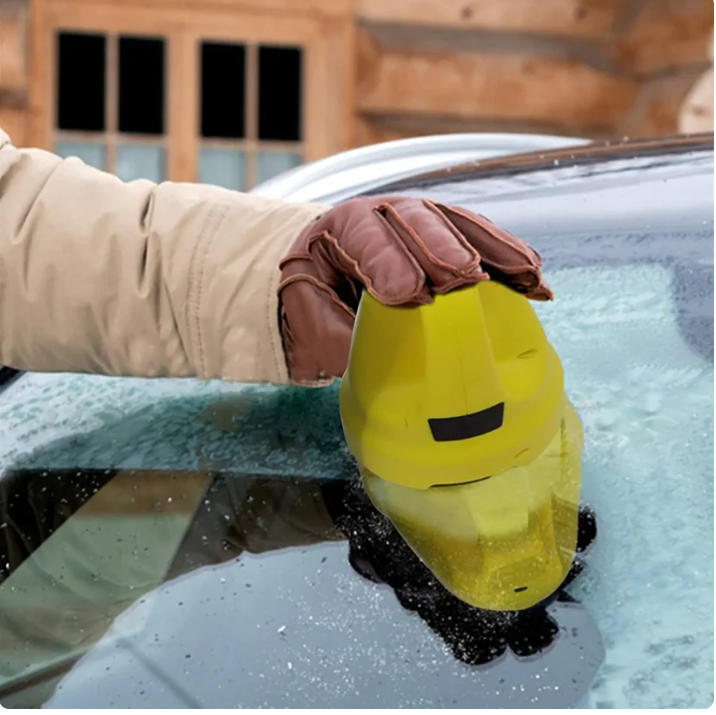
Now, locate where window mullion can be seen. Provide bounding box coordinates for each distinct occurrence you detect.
[169,31,198,182]
[106,33,118,173]
[245,42,258,190]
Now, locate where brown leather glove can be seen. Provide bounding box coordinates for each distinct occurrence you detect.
[278,196,553,384]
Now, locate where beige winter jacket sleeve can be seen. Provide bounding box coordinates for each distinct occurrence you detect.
[0,128,328,383]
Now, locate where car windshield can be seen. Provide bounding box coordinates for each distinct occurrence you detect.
[1,145,713,709]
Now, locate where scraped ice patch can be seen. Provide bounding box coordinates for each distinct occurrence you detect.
[44,543,604,709]
[534,264,713,708]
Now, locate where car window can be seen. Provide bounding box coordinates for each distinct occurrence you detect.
[1,147,712,709]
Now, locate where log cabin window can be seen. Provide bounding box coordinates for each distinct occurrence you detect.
[55,31,167,183]
[43,0,345,189]
[55,33,303,189]
[198,41,303,191]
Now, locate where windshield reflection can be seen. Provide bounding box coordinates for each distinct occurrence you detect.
[0,465,600,707]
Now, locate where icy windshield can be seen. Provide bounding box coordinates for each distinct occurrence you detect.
[0,147,713,709]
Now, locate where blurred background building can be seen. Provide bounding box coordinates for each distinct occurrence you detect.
[0,0,713,190]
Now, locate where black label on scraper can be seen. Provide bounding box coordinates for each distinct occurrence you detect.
[428,402,505,442]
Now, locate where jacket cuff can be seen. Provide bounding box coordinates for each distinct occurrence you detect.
[192,196,328,384]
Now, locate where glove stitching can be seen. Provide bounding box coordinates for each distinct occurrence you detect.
[279,273,356,318]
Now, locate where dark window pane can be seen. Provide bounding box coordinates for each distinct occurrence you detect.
[258,46,301,141]
[57,33,106,131]
[119,37,165,135]
[201,42,245,139]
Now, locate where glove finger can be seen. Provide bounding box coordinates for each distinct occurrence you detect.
[373,199,489,292]
[306,231,430,306]
[435,202,543,268]
[311,200,429,305]
[434,203,553,300]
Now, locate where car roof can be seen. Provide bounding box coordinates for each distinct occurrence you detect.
[252,132,713,205]
[251,132,591,204]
